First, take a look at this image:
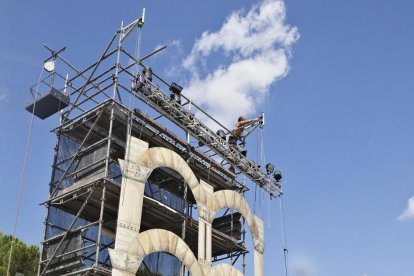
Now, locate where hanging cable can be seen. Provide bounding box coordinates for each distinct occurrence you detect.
[134,24,142,77]
[241,189,246,275]
[129,19,142,108]
[255,126,267,218]
[126,22,143,149]
[138,97,150,140]
[279,196,289,276]
[7,67,44,276]
[253,124,262,215]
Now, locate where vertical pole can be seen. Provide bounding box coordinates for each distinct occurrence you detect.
[242,216,246,275]
[63,74,69,96]
[279,196,289,276]
[230,208,233,262]
[182,86,192,276]
[37,119,63,275]
[181,181,188,276]
[95,103,115,267]
[113,22,123,100]
[242,191,246,274]
[38,208,51,276]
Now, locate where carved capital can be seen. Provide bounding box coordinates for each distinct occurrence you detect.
[253,237,265,254]
[198,204,212,223]
[119,159,153,182]
[108,249,142,273]
[117,220,140,233]
[198,257,211,270]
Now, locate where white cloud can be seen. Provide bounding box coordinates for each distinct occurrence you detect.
[0,85,10,103]
[182,0,299,128]
[398,196,414,221]
[290,256,318,276]
[160,40,186,79]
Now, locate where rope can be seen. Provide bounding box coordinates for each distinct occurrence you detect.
[128,23,142,111]
[134,26,142,76]
[279,196,289,276]
[135,25,148,141]
[124,21,144,208]
[253,125,261,214]
[6,67,44,276]
[138,97,150,140]
[254,126,267,218]
[125,22,143,176]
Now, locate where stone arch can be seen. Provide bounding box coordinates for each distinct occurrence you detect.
[207,264,244,276]
[207,190,259,238]
[206,190,265,276]
[136,229,205,276]
[137,147,207,207]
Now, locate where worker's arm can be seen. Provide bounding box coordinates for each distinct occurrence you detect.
[238,117,261,127]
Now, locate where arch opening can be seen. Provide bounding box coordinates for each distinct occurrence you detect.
[137,147,207,208]
[136,252,181,276]
[137,229,204,276]
[209,206,251,274]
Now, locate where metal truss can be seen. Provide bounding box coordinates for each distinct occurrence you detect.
[134,82,282,197]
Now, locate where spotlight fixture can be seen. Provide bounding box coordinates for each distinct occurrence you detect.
[44,59,55,72]
[265,163,274,175]
[273,170,282,182]
[170,82,183,94]
[169,82,183,104]
[143,66,153,82]
[216,129,226,141]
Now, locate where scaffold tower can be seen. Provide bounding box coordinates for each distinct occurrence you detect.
[27,15,283,276]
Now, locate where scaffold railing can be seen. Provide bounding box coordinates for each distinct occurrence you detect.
[34,19,282,198]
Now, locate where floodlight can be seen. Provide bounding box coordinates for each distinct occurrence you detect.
[273,170,282,182]
[265,163,274,175]
[170,82,183,94]
[44,60,55,72]
[169,82,183,104]
[143,67,153,81]
[216,129,226,141]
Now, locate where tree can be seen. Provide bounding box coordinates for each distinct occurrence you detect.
[136,268,163,276]
[0,231,40,276]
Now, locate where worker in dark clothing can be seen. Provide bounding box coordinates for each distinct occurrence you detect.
[143,66,153,82]
[132,66,153,94]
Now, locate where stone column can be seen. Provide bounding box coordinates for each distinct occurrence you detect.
[253,217,265,276]
[198,219,206,260]
[109,136,153,276]
[199,180,214,269]
[205,222,212,264]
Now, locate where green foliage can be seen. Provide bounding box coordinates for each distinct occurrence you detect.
[136,268,163,276]
[0,231,40,276]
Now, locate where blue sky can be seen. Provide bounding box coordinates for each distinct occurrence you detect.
[1,1,414,275]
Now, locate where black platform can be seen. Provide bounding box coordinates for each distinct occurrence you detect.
[26,87,70,119]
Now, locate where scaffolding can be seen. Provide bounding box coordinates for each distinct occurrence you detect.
[28,17,282,276]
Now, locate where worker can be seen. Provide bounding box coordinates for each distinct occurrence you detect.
[228,115,262,147]
[143,66,153,82]
[132,67,153,94]
[228,115,262,176]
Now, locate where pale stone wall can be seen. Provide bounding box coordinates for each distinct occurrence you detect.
[109,135,265,275]
[208,264,244,276]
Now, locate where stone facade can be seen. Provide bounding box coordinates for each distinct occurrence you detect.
[109,135,265,276]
